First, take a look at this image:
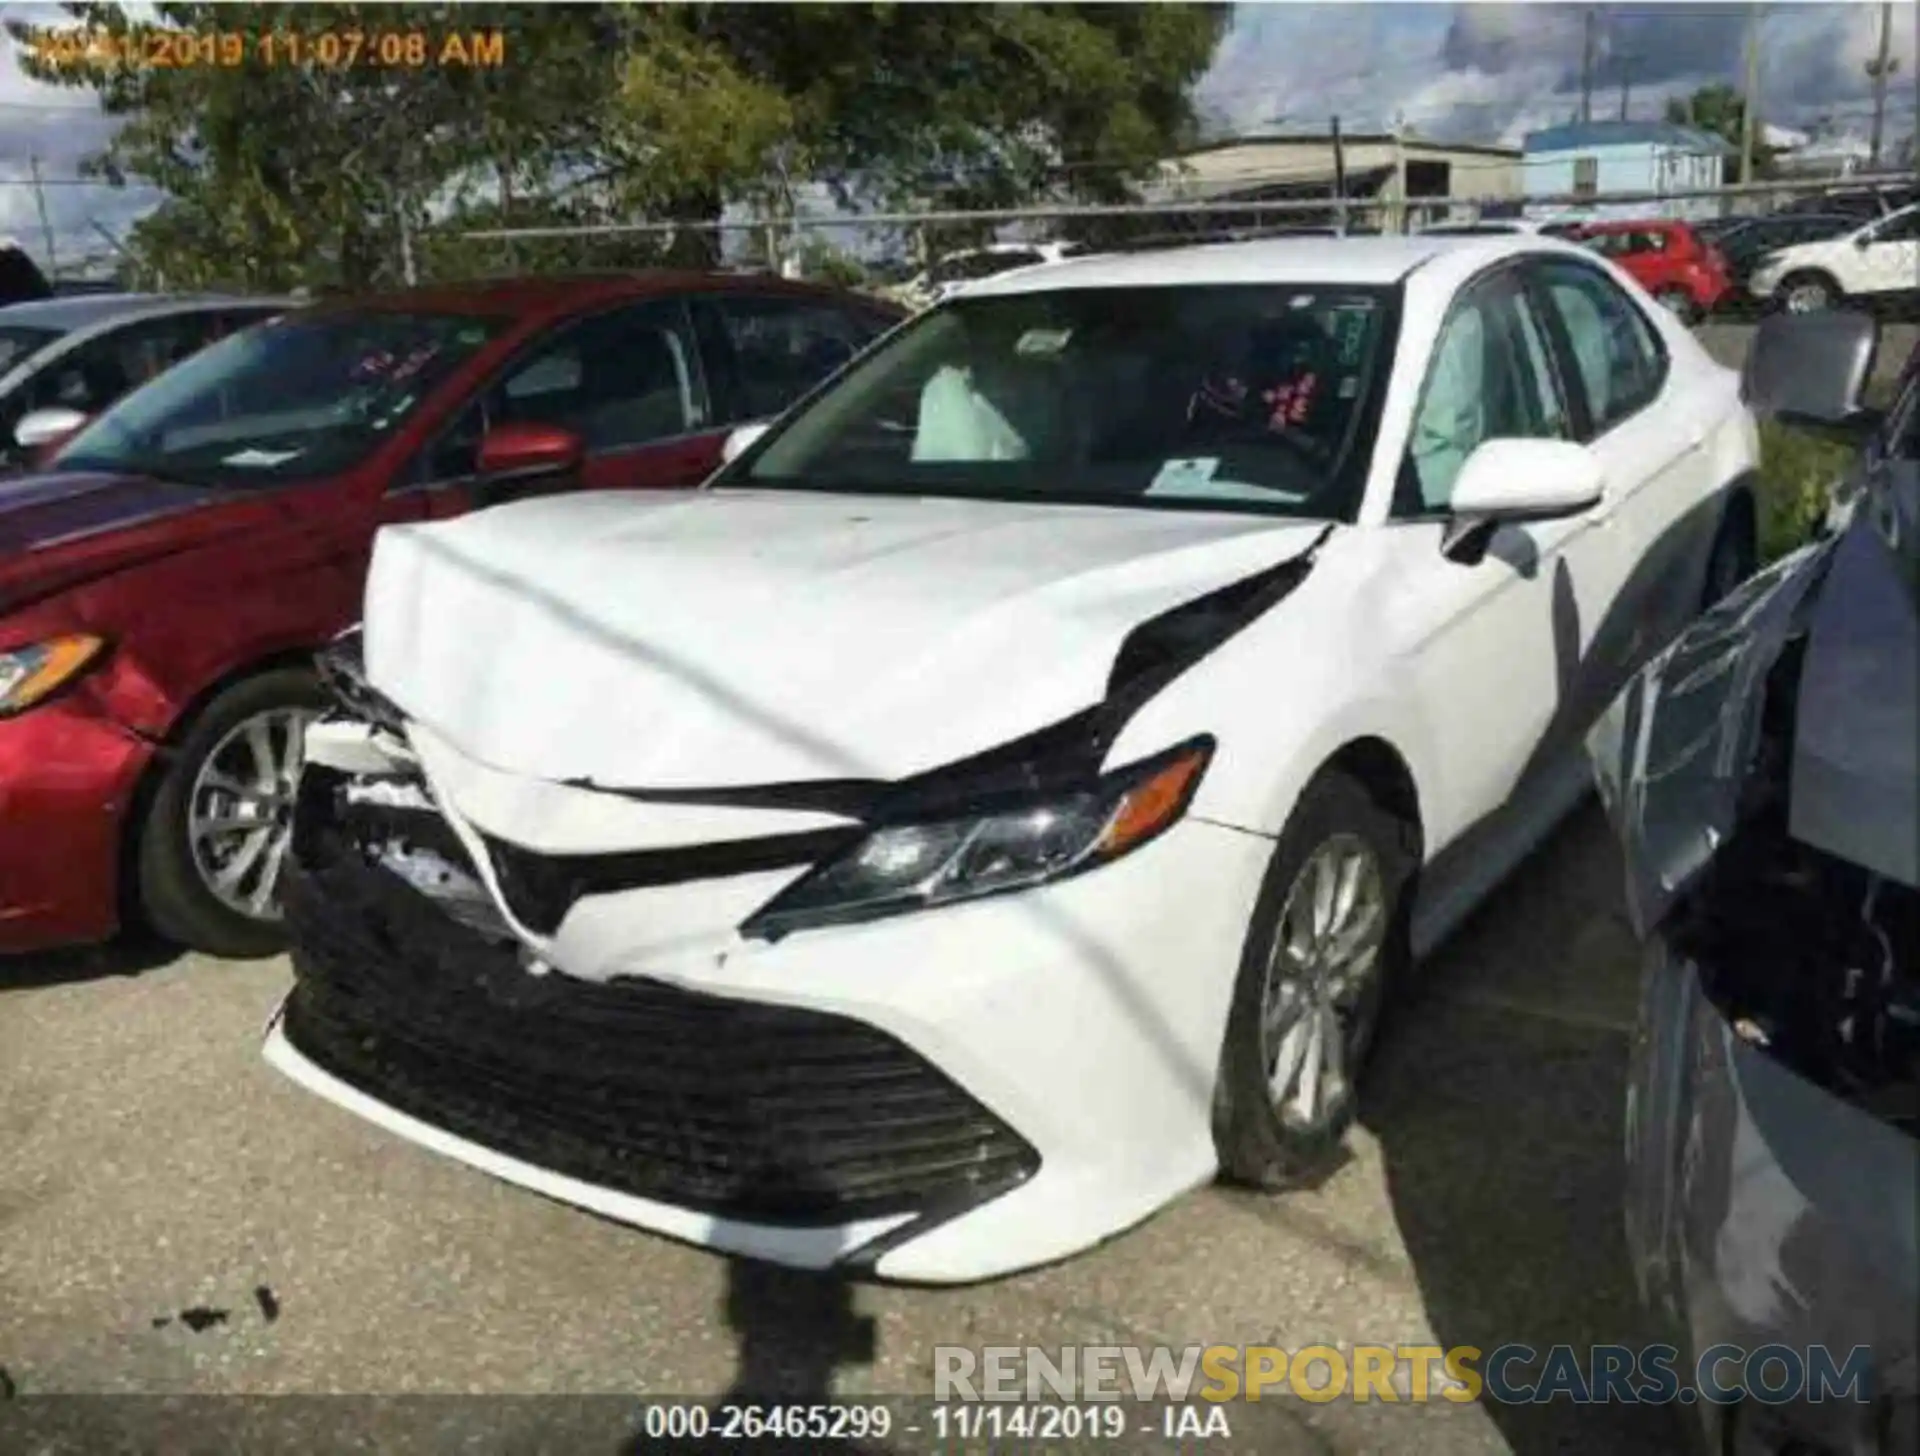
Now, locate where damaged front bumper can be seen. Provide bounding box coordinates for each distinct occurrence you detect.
[265,693,1273,1283]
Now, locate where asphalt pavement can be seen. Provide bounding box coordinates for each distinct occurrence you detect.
[0,801,1664,1454]
[2,317,1886,1454]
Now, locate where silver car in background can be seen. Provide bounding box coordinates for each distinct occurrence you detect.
[0,293,293,470]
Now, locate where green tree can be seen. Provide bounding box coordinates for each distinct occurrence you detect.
[1665,82,1774,182]
[15,2,1229,288]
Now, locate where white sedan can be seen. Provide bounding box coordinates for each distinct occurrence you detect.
[266,234,1762,1283]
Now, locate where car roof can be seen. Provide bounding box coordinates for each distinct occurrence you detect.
[0,292,287,331]
[1578,217,1692,232]
[314,270,899,325]
[961,233,1537,295]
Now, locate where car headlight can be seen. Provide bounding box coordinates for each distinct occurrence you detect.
[741,737,1213,940]
[0,634,107,717]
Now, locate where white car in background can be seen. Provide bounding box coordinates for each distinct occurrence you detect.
[1747,202,1920,313]
[889,240,1090,311]
[269,233,1761,1283]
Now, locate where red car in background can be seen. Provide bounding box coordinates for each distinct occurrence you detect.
[1568,219,1733,322]
[0,272,902,958]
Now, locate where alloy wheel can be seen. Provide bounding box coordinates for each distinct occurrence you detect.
[1784,281,1831,314]
[186,706,316,921]
[1258,832,1388,1134]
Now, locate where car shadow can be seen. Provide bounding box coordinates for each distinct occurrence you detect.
[0,931,179,992]
[1363,804,1683,1456]
[618,1252,892,1454]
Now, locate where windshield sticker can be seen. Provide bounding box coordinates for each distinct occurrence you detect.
[220,447,304,468]
[1147,458,1221,493]
[1147,463,1306,505]
[1015,328,1073,356]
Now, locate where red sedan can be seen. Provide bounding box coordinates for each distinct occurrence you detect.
[0,271,902,957]
[1568,219,1733,322]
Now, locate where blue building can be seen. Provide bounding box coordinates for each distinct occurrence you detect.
[1520,121,1733,223]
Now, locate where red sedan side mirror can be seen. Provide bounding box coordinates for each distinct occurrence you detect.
[476,421,585,482]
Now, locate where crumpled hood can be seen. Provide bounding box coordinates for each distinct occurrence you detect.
[364,487,1328,788]
[0,470,231,613]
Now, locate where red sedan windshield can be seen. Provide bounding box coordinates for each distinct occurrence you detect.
[54,310,506,485]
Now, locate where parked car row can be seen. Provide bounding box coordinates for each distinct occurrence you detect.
[1556,203,1920,321]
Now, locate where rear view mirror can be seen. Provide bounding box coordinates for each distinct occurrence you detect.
[1743,310,1879,440]
[1443,438,1607,565]
[721,421,771,464]
[15,405,89,454]
[476,421,584,482]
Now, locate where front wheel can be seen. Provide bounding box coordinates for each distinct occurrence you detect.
[1776,272,1838,315]
[1212,771,1416,1185]
[135,667,325,959]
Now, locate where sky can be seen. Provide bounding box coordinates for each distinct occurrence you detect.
[2,2,1917,271]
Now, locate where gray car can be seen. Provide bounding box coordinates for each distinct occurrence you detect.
[1591,310,1918,1454]
[0,292,292,470]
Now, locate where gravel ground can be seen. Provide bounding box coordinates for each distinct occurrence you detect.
[3,317,1865,1453]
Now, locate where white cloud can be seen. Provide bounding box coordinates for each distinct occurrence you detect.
[1198,2,1919,147]
[0,2,161,272]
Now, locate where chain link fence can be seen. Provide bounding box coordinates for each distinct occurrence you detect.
[433,167,1920,300]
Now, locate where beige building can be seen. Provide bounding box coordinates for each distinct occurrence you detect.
[1149,133,1524,233]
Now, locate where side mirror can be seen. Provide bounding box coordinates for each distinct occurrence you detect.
[721,420,771,464]
[1742,309,1879,440]
[1854,232,1873,249]
[476,421,584,483]
[1442,438,1606,565]
[15,405,89,455]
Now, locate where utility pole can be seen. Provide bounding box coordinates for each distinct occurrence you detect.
[1739,0,1763,186]
[1865,0,1898,168]
[27,155,58,280]
[1618,54,1635,121]
[1330,114,1350,234]
[1580,8,1598,124]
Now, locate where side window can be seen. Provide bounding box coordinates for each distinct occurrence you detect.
[118,315,226,384]
[25,325,165,414]
[415,301,704,482]
[1398,277,1569,515]
[715,296,867,419]
[1869,210,1920,244]
[1533,260,1666,435]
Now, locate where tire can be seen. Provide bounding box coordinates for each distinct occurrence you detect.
[1700,496,1758,611]
[1776,271,1840,315]
[1212,770,1417,1187]
[1653,287,1699,326]
[135,666,326,959]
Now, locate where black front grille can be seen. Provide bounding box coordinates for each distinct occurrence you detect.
[280,778,1038,1226]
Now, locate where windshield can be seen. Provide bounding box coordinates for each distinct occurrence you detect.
[53,310,504,485]
[728,284,1394,518]
[0,324,61,374]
